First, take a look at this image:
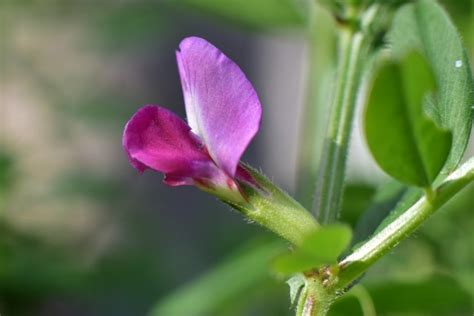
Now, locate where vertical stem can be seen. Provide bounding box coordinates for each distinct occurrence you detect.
[296,277,332,316]
[314,26,367,224]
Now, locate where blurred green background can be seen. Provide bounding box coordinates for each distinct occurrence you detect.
[0,1,472,315]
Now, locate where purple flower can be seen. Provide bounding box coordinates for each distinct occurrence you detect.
[122,37,262,201]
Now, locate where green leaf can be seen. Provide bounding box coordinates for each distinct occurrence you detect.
[351,180,405,245]
[0,222,87,295]
[388,0,473,173]
[364,52,452,187]
[369,274,473,314]
[329,274,472,315]
[272,225,352,275]
[150,240,284,316]
[173,0,308,29]
[340,183,376,227]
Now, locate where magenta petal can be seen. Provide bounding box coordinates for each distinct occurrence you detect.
[176,37,262,177]
[122,105,214,184]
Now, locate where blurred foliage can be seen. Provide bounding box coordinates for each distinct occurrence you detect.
[151,239,285,316]
[52,172,124,202]
[90,4,169,49]
[168,0,310,30]
[0,223,87,315]
[340,183,376,227]
[346,181,405,246]
[0,152,15,207]
[330,274,472,315]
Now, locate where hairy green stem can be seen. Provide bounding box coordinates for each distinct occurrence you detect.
[337,157,474,288]
[314,27,363,224]
[313,5,382,223]
[296,276,332,316]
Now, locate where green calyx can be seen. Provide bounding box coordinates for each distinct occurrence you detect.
[225,165,320,247]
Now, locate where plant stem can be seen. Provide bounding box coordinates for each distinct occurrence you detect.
[313,5,378,224]
[337,157,474,288]
[296,276,332,316]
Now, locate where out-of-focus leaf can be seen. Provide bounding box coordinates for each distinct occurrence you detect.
[328,294,363,316]
[65,96,132,124]
[330,274,472,315]
[150,240,284,316]
[365,52,452,187]
[340,183,376,227]
[173,0,308,29]
[371,187,422,235]
[0,223,87,296]
[389,0,473,173]
[328,285,377,316]
[0,152,15,195]
[272,225,352,275]
[351,180,405,245]
[9,2,167,48]
[418,182,474,295]
[363,238,437,285]
[52,173,124,201]
[90,4,168,48]
[369,274,473,314]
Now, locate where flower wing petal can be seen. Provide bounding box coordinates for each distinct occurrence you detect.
[176,37,262,177]
[122,105,213,184]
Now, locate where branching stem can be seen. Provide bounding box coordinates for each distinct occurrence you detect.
[337,157,474,289]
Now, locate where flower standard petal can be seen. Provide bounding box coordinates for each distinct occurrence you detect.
[176,37,262,177]
[122,105,214,184]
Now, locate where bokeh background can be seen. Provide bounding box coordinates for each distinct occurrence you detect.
[0,1,473,315]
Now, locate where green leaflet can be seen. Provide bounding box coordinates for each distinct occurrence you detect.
[365,52,452,187]
[272,225,352,275]
[362,0,474,243]
[388,0,473,174]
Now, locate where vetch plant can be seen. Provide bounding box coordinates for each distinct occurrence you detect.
[124,1,473,315]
